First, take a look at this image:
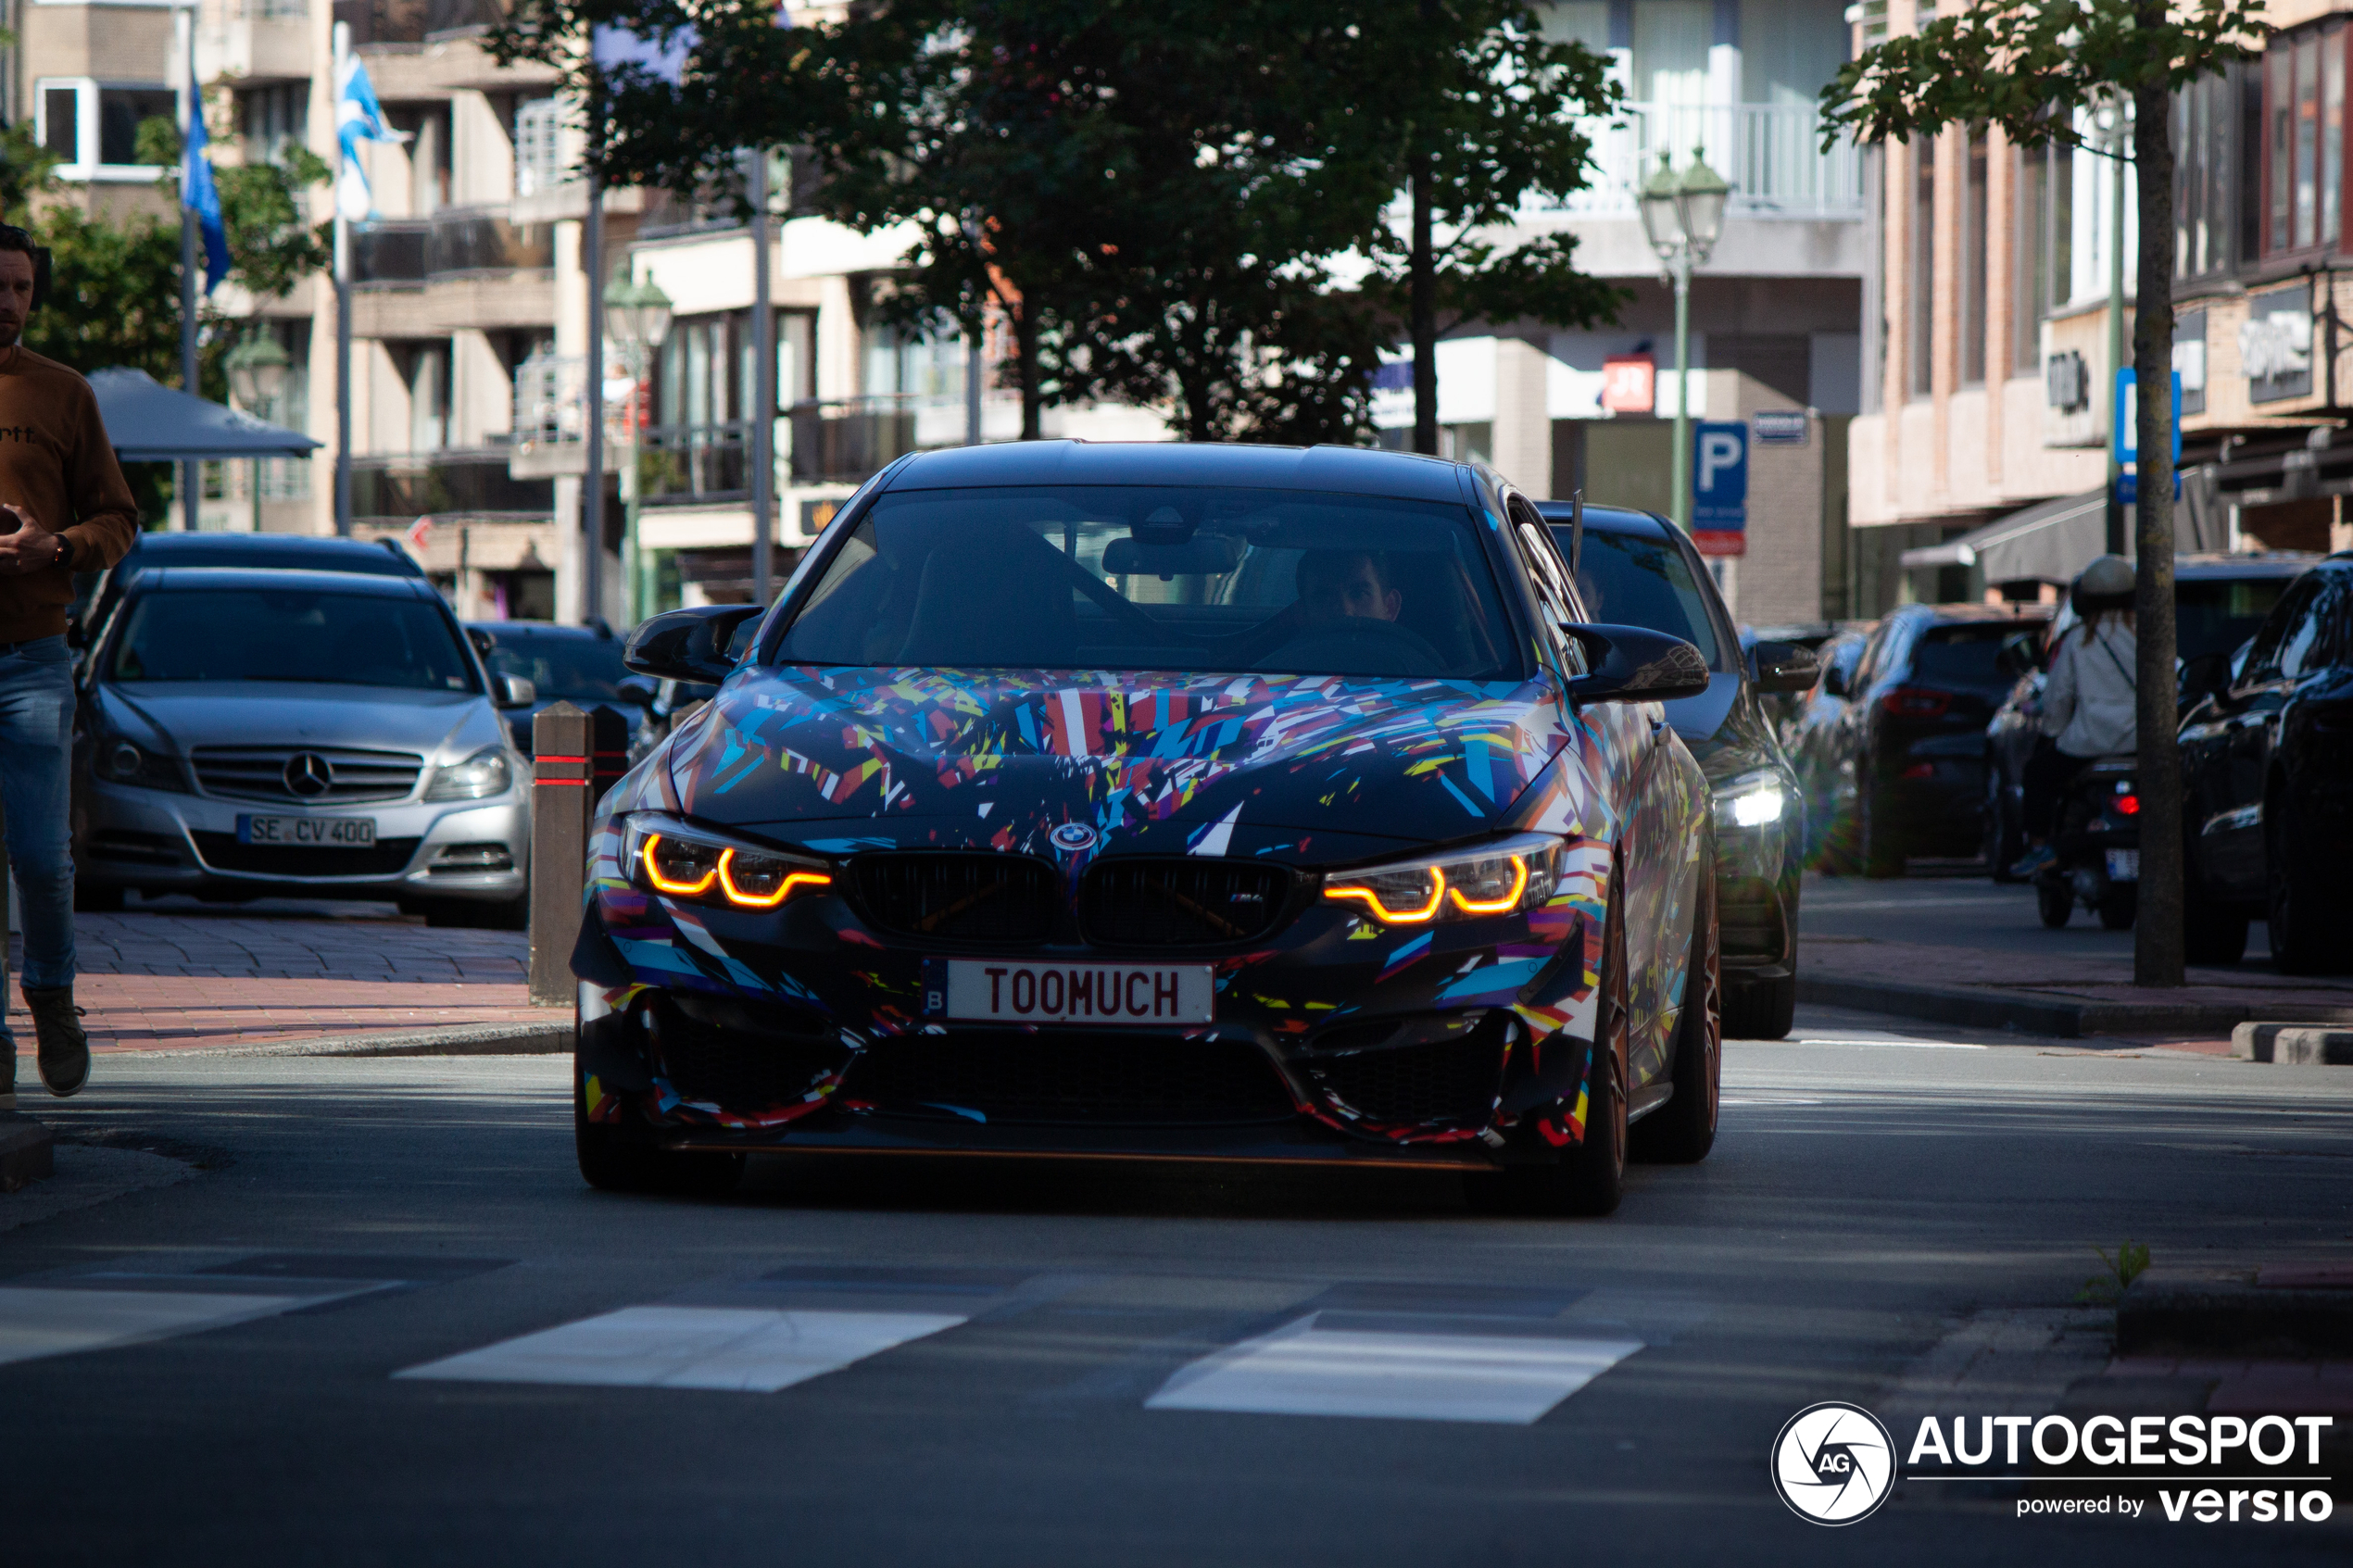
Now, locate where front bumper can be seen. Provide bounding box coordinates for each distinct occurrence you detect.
[575,838,1615,1166]
[76,778,529,903]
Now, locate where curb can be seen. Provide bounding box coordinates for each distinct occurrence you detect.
[1797,973,2353,1039]
[0,1111,55,1191]
[2233,1022,2353,1065]
[2118,1267,2353,1356]
[113,1019,574,1060]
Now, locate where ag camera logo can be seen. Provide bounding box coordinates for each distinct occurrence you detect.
[1773,1402,1896,1525]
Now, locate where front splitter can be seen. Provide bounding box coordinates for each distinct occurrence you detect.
[661,1114,1510,1171]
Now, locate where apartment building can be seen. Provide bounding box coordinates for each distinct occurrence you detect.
[1850,0,2353,611]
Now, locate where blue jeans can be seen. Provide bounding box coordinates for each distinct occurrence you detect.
[0,634,76,1053]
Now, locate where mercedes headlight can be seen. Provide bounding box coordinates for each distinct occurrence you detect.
[624,814,833,910]
[1321,833,1564,925]
[424,746,514,801]
[94,734,187,793]
[1713,771,1787,831]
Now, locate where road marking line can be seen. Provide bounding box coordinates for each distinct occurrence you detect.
[395,1306,968,1393]
[0,1286,309,1368]
[1789,1036,1989,1049]
[1145,1314,1642,1424]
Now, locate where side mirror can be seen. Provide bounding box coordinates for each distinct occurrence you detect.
[624,603,763,685]
[1994,630,2041,681]
[615,675,658,707]
[467,626,497,659]
[1752,638,1820,695]
[1820,664,1850,699]
[495,672,537,708]
[1561,622,1711,706]
[2179,650,2232,707]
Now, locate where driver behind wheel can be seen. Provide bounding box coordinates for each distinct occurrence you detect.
[1296,549,1401,626]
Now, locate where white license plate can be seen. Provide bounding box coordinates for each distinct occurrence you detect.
[237,814,376,847]
[930,960,1214,1025]
[2106,848,2140,882]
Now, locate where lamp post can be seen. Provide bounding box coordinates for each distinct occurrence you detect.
[1639,149,1730,533]
[224,330,293,533]
[602,265,673,626]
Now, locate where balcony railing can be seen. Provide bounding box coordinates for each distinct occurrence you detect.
[333,0,502,46]
[1556,102,1862,218]
[351,452,553,522]
[351,207,554,286]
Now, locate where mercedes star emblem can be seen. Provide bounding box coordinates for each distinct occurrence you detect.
[283,752,334,798]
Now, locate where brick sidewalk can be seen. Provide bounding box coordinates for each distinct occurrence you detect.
[6,909,559,1055]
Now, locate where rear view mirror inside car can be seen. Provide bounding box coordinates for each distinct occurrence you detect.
[1101,534,1246,578]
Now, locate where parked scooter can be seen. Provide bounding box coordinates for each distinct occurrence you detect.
[2033,757,2142,929]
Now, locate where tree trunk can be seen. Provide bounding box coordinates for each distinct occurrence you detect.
[2132,70,2183,988]
[1410,156,1438,456]
[1015,300,1042,441]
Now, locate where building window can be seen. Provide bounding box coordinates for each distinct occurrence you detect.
[1960,132,1988,386]
[2175,69,2240,282]
[2266,24,2347,256]
[240,83,308,167]
[1909,140,1936,400]
[514,97,569,198]
[35,80,174,181]
[2014,144,2045,374]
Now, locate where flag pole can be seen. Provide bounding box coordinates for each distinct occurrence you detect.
[749,145,774,611]
[333,19,352,537]
[177,6,199,533]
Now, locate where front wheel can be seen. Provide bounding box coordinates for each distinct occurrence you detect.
[1721,973,1795,1041]
[2035,879,2072,929]
[2267,791,2348,975]
[573,1062,743,1196]
[2182,841,2249,966]
[1631,857,1721,1163]
[1553,889,1631,1214]
[2095,883,2137,931]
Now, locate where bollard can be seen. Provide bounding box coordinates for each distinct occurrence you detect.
[528,702,593,1005]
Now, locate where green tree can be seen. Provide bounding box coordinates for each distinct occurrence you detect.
[1821,0,2269,987]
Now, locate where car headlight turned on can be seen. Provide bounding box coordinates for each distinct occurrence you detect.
[424,746,513,801]
[94,735,188,793]
[1322,832,1564,925]
[1713,771,1787,831]
[624,814,832,910]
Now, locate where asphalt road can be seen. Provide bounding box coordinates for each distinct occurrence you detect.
[1800,870,2286,966]
[1,1013,2347,1567]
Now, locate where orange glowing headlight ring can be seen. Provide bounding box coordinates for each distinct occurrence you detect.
[1445,853,1529,915]
[1323,866,1448,924]
[716,849,831,909]
[639,833,718,897]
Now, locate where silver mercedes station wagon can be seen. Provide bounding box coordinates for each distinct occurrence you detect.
[72,567,533,926]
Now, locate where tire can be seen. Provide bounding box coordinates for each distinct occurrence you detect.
[1551,887,1631,1214]
[2266,788,2348,975]
[73,882,124,912]
[2035,879,2072,929]
[573,1059,744,1197]
[1631,858,1721,1163]
[1721,972,1796,1041]
[1859,783,1905,879]
[2181,841,2249,966]
[2095,884,2137,931]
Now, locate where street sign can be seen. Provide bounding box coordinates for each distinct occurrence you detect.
[1692,420,1747,557]
[2111,369,2183,466]
[1752,408,1809,445]
[1601,356,1655,415]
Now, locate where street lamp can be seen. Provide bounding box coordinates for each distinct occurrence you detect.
[1641,149,1730,533]
[224,330,294,532]
[602,265,673,625]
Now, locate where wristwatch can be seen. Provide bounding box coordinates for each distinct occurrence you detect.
[52,533,72,571]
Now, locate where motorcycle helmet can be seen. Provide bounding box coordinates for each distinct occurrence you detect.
[2072,553,2134,613]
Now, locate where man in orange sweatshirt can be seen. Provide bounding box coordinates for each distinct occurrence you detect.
[0,224,140,1105]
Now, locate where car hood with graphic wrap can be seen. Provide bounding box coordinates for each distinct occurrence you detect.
[611,663,1594,868]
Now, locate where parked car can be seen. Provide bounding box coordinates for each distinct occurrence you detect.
[73,567,534,927]
[1823,602,2049,877]
[574,441,1720,1213]
[73,531,423,652]
[1786,627,1872,868]
[1982,553,2313,879]
[466,620,660,761]
[1539,502,1813,1040]
[2177,553,2353,972]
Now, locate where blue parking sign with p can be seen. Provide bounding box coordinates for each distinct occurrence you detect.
[1692,421,1747,557]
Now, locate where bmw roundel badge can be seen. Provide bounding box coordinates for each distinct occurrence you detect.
[1049,822,1098,853]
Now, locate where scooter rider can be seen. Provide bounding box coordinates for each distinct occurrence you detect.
[2011,554,2136,879]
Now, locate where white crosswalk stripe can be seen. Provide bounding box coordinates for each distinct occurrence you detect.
[0,1286,318,1369]
[396,1306,969,1393]
[1146,1314,1643,1424]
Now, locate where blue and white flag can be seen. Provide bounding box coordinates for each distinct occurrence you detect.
[335,55,401,222]
[182,74,230,294]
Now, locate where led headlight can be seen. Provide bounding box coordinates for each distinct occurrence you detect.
[1321,833,1564,925]
[424,745,514,801]
[624,814,832,910]
[1712,771,1787,831]
[94,734,187,793]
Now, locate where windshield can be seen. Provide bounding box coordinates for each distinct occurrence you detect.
[1561,527,1726,671]
[484,633,634,703]
[1912,623,2013,685]
[777,486,1517,680]
[2177,577,2292,665]
[111,589,478,692]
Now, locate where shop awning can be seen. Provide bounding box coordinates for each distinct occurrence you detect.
[1898,485,2216,583]
[88,368,320,461]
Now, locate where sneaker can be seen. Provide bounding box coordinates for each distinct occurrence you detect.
[24,987,89,1098]
[2007,845,2057,880]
